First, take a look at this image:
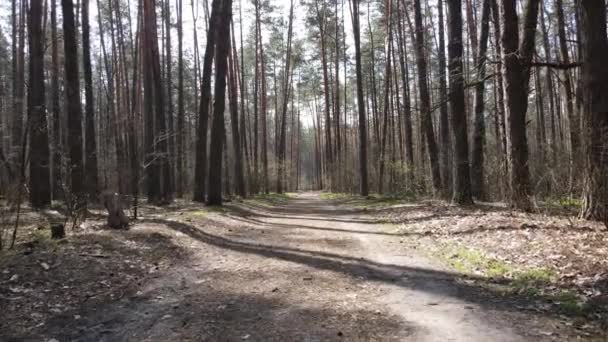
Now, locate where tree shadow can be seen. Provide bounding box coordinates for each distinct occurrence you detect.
[29,280,413,341]
[148,218,600,322]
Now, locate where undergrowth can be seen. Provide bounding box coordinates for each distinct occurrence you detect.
[435,243,593,316]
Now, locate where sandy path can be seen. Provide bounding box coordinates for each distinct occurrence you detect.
[34,192,568,341]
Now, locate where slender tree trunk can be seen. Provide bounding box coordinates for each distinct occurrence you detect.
[62,0,85,203]
[378,0,392,194]
[316,0,333,190]
[555,0,579,194]
[437,0,451,195]
[28,0,52,208]
[277,0,294,194]
[500,0,540,211]
[50,0,62,200]
[164,0,175,196]
[396,0,414,171]
[448,0,473,204]
[207,0,233,205]
[490,0,507,195]
[12,0,25,171]
[413,0,441,193]
[228,38,245,197]
[193,0,220,202]
[258,17,269,194]
[470,0,491,200]
[176,0,185,197]
[143,0,170,204]
[350,0,368,196]
[82,0,99,200]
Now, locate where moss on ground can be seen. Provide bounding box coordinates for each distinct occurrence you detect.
[433,243,598,316]
[320,192,409,209]
[247,193,293,205]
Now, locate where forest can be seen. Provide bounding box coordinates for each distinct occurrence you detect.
[0,0,607,340]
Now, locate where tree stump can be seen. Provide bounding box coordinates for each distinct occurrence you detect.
[101,191,129,229]
[51,224,65,239]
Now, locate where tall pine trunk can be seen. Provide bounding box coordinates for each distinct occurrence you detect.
[193,0,220,202]
[28,0,51,208]
[470,0,491,200]
[448,0,473,204]
[500,0,540,211]
[413,0,441,193]
[207,0,233,205]
[437,0,451,196]
[82,0,99,200]
[62,0,85,202]
[350,0,368,196]
[579,0,608,225]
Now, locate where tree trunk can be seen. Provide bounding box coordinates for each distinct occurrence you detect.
[350,0,368,196]
[82,0,99,201]
[28,0,52,208]
[470,0,491,200]
[579,0,608,226]
[143,0,170,204]
[207,0,232,205]
[413,0,442,193]
[193,0,220,202]
[316,0,333,190]
[378,0,392,194]
[228,39,245,197]
[500,0,540,211]
[555,0,579,194]
[437,0,451,196]
[50,0,62,200]
[62,0,85,203]
[176,0,185,197]
[447,0,473,204]
[277,0,294,194]
[164,0,175,196]
[12,0,25,166]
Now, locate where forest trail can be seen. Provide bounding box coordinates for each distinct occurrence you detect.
[30,192,570,341]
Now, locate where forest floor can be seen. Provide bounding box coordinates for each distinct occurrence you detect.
[0,192,607,341]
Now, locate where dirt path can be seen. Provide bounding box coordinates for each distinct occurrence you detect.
[27,192,582,341]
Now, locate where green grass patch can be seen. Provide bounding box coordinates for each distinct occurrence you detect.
[550,290,584,315]
[437,243,556,292]
[186,209,209,218]
[319,192,357,200]
[435,243,595,316]
[247,192,293,205]
[321,192,409,209]
[547,197,583,210]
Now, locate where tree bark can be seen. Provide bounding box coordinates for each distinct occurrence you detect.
[437,0,451,195]
[28,0,52,208]
[350,0,368,196]
[470,0,491,200]
[207,0,232,205]
[500,0,540,211]
[413,0,442,193]
[447,0,473,204]
[143,0,170,204]
[277,0,294,194]
[62,0,85,203]
[555,0,579,194]
[176,0,185,197]
[579,0,608,225]
[193,0,220,202]
[316,0,333,190]
[228,37,245,197]
[82,0,99,200]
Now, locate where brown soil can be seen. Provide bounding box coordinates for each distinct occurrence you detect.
[1,193,606,341]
